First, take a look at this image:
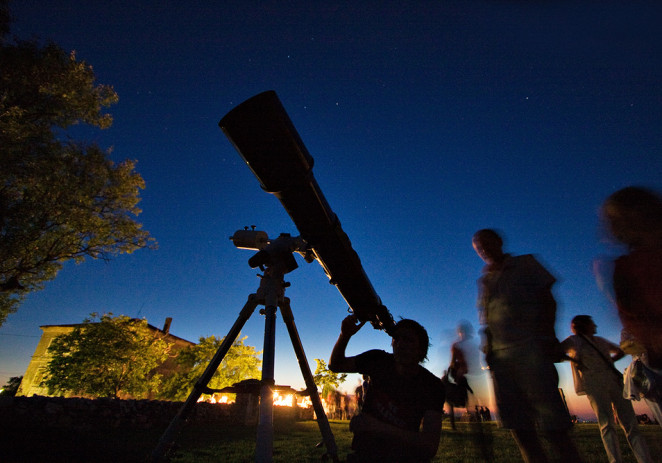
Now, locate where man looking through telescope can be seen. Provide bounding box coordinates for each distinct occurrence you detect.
[329,315,444,463]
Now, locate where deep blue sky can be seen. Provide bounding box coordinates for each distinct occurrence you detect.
[2,1,661,416]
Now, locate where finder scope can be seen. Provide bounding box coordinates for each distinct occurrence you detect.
[220,91,394,333]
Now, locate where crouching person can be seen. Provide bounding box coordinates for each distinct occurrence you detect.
[329,315,445,463]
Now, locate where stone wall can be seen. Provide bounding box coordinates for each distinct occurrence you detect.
[0,395,267,430]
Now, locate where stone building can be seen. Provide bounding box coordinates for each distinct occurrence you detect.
[16,317,194,397]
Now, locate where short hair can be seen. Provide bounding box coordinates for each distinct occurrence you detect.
[571,315,594,335]
[392,318,430,362]
[472,229,503,247]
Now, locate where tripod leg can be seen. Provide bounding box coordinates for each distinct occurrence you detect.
[280,298,339,462]
[150,294,260,462]
[256,304,277,463]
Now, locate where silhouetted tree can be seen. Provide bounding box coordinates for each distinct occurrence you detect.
[0,2,155,326]
[0,376,22,396]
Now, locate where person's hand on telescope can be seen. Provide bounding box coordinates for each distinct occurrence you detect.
[330,315,364,372]
[341,314,366,338]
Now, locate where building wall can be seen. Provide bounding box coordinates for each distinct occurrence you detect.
[17,326,75,397]
[16,321,194,398]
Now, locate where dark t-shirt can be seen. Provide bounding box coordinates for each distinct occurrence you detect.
[352,350,445,462]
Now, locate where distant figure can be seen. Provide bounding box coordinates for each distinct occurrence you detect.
[355,375,369,413]
[481,406,491,422]
[329,315,444,463]
[472,229,582,463]
[440,365,471,430]
[561,315,653,463]
[601,187,662,370]
[450,321,490,407]
[443,321,487,428]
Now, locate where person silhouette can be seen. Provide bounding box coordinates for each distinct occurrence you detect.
[562,315,653,463]
[472,229,582,463]
[329,315,444,463]
[601,186,662,371]
[451,321,490,408]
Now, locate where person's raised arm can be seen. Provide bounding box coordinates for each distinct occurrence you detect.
[329,314,365,372]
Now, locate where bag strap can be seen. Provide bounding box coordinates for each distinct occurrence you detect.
[578,334,623,379]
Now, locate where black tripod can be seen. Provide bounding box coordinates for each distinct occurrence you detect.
[150,249,338,462]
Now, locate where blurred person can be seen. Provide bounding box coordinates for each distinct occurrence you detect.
[621,329,662,427]
[443,321,490,427]
[601,186,662,371]
[472,229,582,463]
[329,315,444,463]
[355,375,369,413]
[450,321,490,409]
[561,315,653,463]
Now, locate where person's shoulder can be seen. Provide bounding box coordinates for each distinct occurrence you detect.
[418,365,443,386]
[561,335,577,345]
[356,349,389,360]
[511,254,540,266]
[418,366,445,402]
[614,254,631,272]
[503,254,534,271]
[356,349,391,365]
[354,349,391,374]
[512,254,555,281]
[594,336,618,349]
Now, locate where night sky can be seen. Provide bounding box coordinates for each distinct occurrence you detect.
[2,1,661,418]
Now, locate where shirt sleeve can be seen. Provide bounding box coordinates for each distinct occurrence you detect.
[354,349,387,375]
[560,336,576,354]
[595,336,620,356]
[521,254,556,288]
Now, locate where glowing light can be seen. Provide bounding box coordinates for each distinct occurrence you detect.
[297,396,312,409]
[272,391,294,407]
[196,394,234,404]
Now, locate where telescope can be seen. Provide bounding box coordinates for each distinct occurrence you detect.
[220,91,394,333]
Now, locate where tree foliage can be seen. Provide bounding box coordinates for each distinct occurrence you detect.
[160,335,262,401]
[0,375,22,396]
[0,5,155,326]
[43,313,170,398]
[313,358,347,398]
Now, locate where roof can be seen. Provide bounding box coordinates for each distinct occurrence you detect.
[38,319,196,345]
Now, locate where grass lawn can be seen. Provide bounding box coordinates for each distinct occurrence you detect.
[1,418,660,462]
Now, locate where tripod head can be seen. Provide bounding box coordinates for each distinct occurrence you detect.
[230,228,314,275]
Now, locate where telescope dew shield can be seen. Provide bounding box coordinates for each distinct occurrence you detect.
[219,91,394,332]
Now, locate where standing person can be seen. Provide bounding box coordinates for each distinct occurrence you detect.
[444,321,489,426]
[443,323,472,430]
[601,186,662,371]
[450,321,490,410]
[472,229,582,463]
[329,315,444,463]
[562,315,653,463]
